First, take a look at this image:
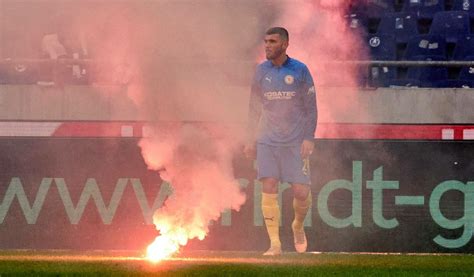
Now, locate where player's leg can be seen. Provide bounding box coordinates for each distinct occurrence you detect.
[291,183,311,253]
[261,177,281,255]
[256,143,281,255]
[281,146,312,253]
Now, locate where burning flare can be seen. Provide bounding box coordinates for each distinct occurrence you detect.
[146,225,191,262]
[142,123,246,262]
[146,235,180,262]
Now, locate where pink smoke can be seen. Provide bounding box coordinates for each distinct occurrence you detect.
[269,0,367,133]
[139,123,246,250]
[134,0,368,254]
[66,0,368,255]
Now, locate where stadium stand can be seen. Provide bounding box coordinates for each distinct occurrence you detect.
[452,35,474,59]
[352,0,397,18]
[2,0,474,89]
[458,56,474,79]
[434,78,474,87]
[404,34,447,59]
[429,11,470,43]
[452,0,474,18]
[345,11,369,38]
[385,34,447,87]
[367,34,398,86]
[403,0,446,19]
[345,0,474,87]
[2,63,38,85]
[377,12,419,43]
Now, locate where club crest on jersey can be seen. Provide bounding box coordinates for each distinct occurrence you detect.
[284,75,294,85]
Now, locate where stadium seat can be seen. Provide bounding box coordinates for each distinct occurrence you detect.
[429,11,470,43]
[403,0,446,19]
[351,0,396,18]
[345,12,368,38]
[368,34,397,59]
[434,79,474,87]
[407,57,449,87]
[3,63,38,84]
[404,34,447,59]
[387,78,422,87]
[457,55,474,80]
[366,34,397,86]
[377,12,419,43]
[402,35,448,87]
[389,61,448,87]
[452,0,474,18]
[452,35,474,59]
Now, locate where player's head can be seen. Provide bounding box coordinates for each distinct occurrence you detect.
[264,27,289,61]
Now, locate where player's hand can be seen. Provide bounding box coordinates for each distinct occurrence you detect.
[300,139,315,159]
[244,143,256,160]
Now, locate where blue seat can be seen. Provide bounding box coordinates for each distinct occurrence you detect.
[368,34,397,59]
[458,55,474,80]
[434,79,474,87]
[405,34,447,59]
[344,12,368,38]
[366,34,397,86]
[386,78,422,87]
[403,0,445,19]
[452,0,474,18]
[407,56,449,87]
[351,0,396,18]
[452,35,474,60]
[367,0,396,17]
[429,11,470,43]
[3,63,38,84]
[403,35,448,87]
[377,12,419,43]
[459,67,474,80]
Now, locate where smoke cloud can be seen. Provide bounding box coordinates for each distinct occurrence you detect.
[127,0,366,253]
[32,0,365,254]
[126,1,269,254]
[139,123,246,248]
[269,0,368,131]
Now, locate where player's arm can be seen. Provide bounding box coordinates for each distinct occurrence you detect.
[301,66,317,158]
[245,70,263,159]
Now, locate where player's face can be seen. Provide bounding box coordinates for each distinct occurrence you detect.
[264,34,288,60]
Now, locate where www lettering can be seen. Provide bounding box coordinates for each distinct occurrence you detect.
[0,178,172,225]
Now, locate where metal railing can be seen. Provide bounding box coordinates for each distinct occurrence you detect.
[1,59,474,87]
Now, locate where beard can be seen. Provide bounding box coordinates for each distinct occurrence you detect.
[266,47,285,60]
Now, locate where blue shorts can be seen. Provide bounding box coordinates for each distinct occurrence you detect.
[256,143,311,185]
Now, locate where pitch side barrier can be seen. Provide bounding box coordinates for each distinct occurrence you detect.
[0,137,472,253]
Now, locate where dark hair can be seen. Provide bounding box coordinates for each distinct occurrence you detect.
[265,27,289,41]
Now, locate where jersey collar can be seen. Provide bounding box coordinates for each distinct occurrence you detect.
[271,55,291,68]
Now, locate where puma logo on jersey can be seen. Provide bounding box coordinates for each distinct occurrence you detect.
[265,76,272,83]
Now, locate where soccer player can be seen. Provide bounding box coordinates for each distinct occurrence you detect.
[245,27,317,255]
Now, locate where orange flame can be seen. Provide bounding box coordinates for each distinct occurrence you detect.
[146,235,180,263]
[146,225,192,263]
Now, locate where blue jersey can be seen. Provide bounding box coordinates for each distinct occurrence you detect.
[248,57,317,146]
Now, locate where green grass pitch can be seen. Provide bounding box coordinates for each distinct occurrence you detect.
[0,250,473,276]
